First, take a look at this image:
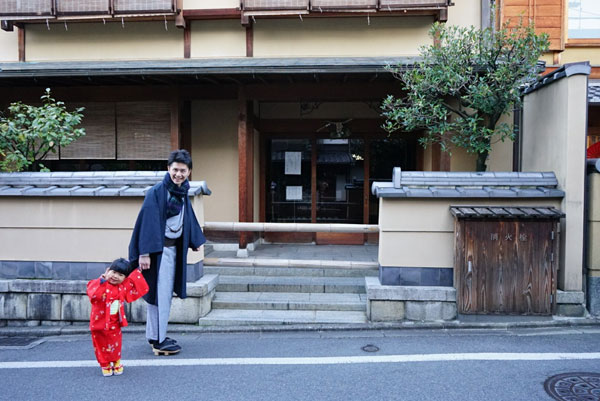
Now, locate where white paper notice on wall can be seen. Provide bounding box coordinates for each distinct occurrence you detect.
[285,152,301,175]
[286,186,303,201]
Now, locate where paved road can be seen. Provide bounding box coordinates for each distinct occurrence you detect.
[1,327,600,401]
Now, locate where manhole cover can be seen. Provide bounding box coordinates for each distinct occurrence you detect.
[0,337,43,348]
[544,372,600,401]
[361,344,379,353]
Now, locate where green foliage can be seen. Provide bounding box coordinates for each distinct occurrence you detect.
[0,88,85,172]
[381,19,549,171]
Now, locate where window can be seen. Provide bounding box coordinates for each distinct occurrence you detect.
[568,0,600,39]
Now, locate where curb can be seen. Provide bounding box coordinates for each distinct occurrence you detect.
[1,318,600,337]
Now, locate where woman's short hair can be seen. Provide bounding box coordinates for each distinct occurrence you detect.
[168,149,193,169]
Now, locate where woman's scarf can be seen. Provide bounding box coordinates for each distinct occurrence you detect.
[164,172,189,218]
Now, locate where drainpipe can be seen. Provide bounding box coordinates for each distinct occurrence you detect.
[481,0,492,30]
[512,103,522,172]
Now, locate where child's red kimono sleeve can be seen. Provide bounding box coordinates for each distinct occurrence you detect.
[87,278,106,300]
[122,269,149,303]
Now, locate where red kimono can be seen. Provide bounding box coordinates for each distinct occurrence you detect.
[87,270,149,366]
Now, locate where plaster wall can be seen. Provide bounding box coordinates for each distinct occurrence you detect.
[190,20,246,58]
[0,197,205,263]
[0,29,18,62]
[486,112,515,172]
[253,17,432,58]
[446,0,481,29]
[184,0,239,8]
[522,74,588,291]
[191,100,239,222]
[25,22,182,61]
[378,198,562,268]
[561,48,600,65]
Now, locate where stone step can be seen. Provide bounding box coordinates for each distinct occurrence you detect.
[198,309,368,326]
[212,292,367,311]
[216,275,366,294]
[204,257,377,270]
[204,265,378,278]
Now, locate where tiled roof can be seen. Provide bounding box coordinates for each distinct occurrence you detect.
[0,171,211,197]
[449,205,564,219]
[371,168,565,199]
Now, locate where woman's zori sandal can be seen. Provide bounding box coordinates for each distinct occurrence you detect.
[150,338,181,356]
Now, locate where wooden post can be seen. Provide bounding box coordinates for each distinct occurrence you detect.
[18,26,25,62]
[183,24,191,59]
[238,87,253,251]
[246,23,253,58]
[363,138,371,243]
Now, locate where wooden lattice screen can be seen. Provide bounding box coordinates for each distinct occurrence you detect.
[311,0,378,11]
[60,103,117,160]
[56,0,110,15]
[242,0,309,11]
[0,0,53,15]
[113,0,174,13]
[116,102,171,160]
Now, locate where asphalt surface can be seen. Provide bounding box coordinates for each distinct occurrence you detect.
[1,326,600,401]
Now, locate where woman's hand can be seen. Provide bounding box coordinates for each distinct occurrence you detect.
[139,255,151,270]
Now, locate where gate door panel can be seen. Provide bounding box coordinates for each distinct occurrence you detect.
[452,206,562,316]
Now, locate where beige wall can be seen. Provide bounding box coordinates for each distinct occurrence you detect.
[0,29,19,62]
[447,0,481,29]
[449,147,476,171]
[487,112,515,172]
[522,74,588,291]
[191,100,239,222]
[588,173,600,277]
[184,0,238,9]
[561,48,600,65]
[253,17,432,58]
[378,198,562,268]
[0,197,205,263]
[26,22,182,61]
[190,20,246,58]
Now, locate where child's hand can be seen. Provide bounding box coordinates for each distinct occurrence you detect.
[101,267,110,280]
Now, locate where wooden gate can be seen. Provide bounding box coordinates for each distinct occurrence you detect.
[452,206,562,315]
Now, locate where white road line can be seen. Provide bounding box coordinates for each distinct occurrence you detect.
[2,352,600,369]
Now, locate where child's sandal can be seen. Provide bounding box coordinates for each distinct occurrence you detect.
[113,360,123,375]
[101,366,113,377]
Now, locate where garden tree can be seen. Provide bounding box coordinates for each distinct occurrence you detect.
[381,20,549,171]
[0,88,85,172]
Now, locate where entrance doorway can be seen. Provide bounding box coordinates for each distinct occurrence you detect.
[264,135,416,243]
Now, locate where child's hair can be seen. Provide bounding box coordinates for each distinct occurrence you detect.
[109,258,131,275]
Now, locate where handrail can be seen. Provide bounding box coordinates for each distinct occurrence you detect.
[204,222,379,233]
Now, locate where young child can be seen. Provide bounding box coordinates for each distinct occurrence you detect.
[87,258,149,377]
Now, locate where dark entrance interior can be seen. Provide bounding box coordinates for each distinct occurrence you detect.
[264,134,417,244]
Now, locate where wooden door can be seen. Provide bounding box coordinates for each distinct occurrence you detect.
[456,220,557,315]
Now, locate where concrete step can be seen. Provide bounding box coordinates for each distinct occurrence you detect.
[204,265,378,278]
[204,257,377,270]
[216,275,366,294]
[212,292,367,311]
[198,309,368,326]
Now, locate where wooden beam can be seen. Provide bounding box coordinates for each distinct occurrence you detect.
[259,133,266,223]
[183,8,241,19]
[246,82,403,101]
[256,118,389,135]
[363,138,371,227]
[18,26,25,62]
